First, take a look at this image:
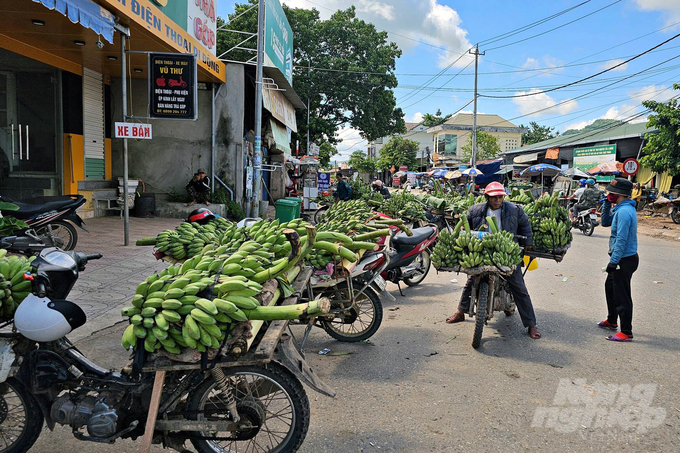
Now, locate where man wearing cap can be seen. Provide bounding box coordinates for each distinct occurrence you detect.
[598,177,638,342]
[186,168,211,207]
[446,182,541,339]
[372,180,391,199]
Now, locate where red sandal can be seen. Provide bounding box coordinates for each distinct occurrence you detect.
[597,320,618,331]
[606,332,633,342]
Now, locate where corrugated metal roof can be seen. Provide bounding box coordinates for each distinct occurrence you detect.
[503,122,655,155]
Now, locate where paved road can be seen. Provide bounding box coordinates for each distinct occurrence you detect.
[29,225,679,452]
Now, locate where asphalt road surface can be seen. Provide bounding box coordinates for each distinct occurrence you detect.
[29,228,679,452]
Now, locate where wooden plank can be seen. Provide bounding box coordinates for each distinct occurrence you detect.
[139,370,166,453]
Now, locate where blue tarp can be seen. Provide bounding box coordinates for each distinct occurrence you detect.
[33,0,115,44]
[474,160,503,186]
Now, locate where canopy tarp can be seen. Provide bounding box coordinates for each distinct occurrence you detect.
[33,0,115,43]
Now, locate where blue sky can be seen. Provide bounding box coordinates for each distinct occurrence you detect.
[218,0,680,160]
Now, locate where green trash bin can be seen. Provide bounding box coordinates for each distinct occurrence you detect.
[275,199,300,222]
[285,197,302,218]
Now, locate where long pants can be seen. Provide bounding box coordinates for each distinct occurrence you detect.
[187,186,209,204]
[458,266,537,328]
[605,253,639,335]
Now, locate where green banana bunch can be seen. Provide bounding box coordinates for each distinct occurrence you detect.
[0,251,35,320]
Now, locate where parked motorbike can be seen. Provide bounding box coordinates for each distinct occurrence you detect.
[1,245,330,452]
[0,195,87,250]
[670,198,680,224]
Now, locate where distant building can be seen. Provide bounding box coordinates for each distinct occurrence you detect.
[367,122,432,168]
[426,113,526,166]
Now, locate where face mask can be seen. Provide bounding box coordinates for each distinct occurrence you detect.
[607,193,619,203]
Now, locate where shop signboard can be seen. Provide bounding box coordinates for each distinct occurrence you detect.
[265,0,294,85]
[399,165,408,172]
[573,144,617,182]
[100,0,224,80]
[149,53,198,119]
[407,171,417,185]
[114,122,152,139]
[317,172,330,190]
[262,88,297,131]
[392,175,401,187]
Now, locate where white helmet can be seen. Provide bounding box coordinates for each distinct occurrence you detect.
[14,295,86,342]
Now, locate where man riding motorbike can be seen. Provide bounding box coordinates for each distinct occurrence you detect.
[446,182,541,339]
[372,180,391,199]
[571,178,599,223]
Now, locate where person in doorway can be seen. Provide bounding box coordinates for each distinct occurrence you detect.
[333,172,351,201]
[598,178,638,342]
[372,180,391,199]
[446,182,541,339]
[570,178,599,222]
[186,168,211,207]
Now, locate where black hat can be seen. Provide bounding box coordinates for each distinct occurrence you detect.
[605,177,633,197]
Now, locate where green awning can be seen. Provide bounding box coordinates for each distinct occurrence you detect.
[270,119,291,157]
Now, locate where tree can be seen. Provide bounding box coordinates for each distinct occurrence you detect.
[347,151,377,174]
[562,118,621,136]
[640,84,680,176]
[520,121,558,146]
[318,142,337,168]
[421,109,452,128]
[461,131,501,162]
[377,136,418,171]
[217,2,405,151]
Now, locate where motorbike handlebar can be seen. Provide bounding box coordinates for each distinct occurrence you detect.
[35,282,47,298]
[84,253,103,261]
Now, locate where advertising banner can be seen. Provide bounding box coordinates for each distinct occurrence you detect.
[573,144,617,182]
[265,0,293,85]
[149,53,197,119]
[262,88,297,132]
[317,172,330,190]
[187,0,216,54]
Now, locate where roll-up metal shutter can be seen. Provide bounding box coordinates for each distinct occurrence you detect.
[83,68,105,179]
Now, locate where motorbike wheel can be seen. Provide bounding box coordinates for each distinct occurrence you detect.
[636,199,647,212]
[187,363,310,453]
[312,205,329,225]
[321,286,383,342]
[34,220,78,250]
[671,207,680,225]
[581,218,594,236]
[0,378,44,453]
[403,250,431,286]
[471,282,489,349]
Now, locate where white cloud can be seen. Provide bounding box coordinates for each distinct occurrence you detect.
[599,59,628,72]
[627,84,675,104]
[407,112,424,123]
[522,58,540,69]
[335,126,366,156]
[634,0,680,27]
[512,89,578,117]
[357,0,395,21]
[283,0,474,69]
[516,55,563,76]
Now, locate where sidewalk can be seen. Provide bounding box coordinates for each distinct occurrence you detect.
[67,216,181,341]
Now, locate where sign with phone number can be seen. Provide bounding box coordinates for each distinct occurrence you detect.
[149,53,197,120]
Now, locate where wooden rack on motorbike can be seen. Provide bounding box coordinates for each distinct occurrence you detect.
[138,264,335,452]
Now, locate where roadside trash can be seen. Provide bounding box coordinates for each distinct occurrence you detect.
[562,276,568,282]
[450,278,458,283]
[653,281,664,284]
[318,348,331,355]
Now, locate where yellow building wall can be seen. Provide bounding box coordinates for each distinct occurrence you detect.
[105,138,112,180]
[63,134,84,194]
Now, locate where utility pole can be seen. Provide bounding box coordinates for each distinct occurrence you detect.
[469,44,485,169]
[307,59,311,157]
[251,0,266,217]
[121,35,129,246]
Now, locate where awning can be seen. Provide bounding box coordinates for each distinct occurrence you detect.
[33,0,115,44]
[270,119,291,157]
[513,152,539,164]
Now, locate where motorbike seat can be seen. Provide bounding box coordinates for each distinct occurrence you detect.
[392,226,436,251]
[2,196,82,217]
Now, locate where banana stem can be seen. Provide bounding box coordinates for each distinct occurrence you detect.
[352,229,390,241]
[136,237,157,246]
[243,297,331,321]
[312,241,357,262]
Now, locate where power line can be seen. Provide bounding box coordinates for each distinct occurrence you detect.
[485,0,623,52]
[400,61,475,109]
[480,32,680,99]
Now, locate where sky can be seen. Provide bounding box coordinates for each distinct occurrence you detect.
[217,0,680,161]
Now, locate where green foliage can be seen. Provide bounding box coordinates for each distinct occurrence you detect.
[377,136,418,171]
[217,2,405,151]
[562,118,621,136]
[519,121,558,146]
[461,131,501,162]
[318,142,337,168]
[640,84,680,176]
[347,151,377,174]
[168,187,191,203]
[210,187,245,221]
[348,179,375,200]
[0,216,29,236]
[421,109,452,128]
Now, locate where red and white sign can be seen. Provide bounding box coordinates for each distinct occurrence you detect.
[115,122,153,140]
[399,165,408,172]
[622,158,640,176]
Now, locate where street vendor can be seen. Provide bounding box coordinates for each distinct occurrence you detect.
[185,168,211,207]
[598,178,638,342]
[333,172,351,201]
[372,180,391,199]
[446,181,541,339]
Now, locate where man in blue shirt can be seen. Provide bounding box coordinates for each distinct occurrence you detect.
[599,178,638,342]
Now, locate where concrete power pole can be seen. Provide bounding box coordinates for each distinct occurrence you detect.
[469,44,485,169]
[251,0,266,217]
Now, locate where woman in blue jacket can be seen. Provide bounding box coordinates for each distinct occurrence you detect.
[599,178,638,342]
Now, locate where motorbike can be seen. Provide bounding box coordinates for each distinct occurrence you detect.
[670,198,680,224]
[0,245,332,452]
[568,200,599,236]
[0,194,87,251]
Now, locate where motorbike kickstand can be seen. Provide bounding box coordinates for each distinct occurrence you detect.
[396,281,405,297]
